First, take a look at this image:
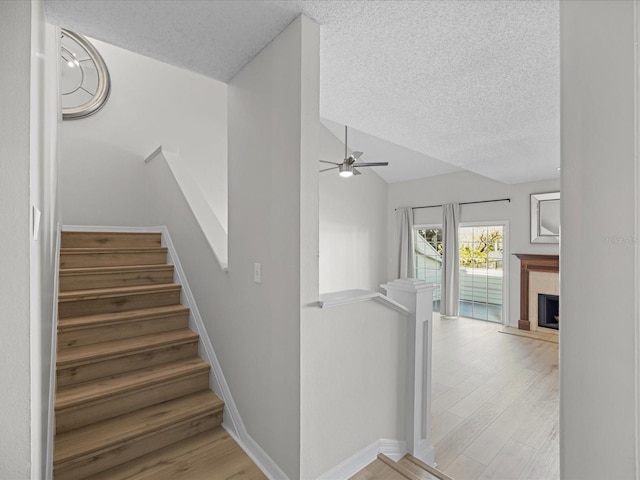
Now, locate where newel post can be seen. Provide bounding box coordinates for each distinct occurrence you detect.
[381,278,436,464]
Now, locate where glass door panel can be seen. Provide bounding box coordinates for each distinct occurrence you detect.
[458,225,504,322]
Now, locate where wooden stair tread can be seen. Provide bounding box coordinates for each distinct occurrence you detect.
[56,357,210,410]
[378,454,422,480]
[60,247,170,269]
[58,305,190,330]
[54,390,224,466]
[60,264,174,275]
[61,232,161,248]
[59,283,181,302]
[397,459,441,480]
[60,247,168,253]
[90,426,267,480]
[400,455,454,480]
[57,329,199,367]
[350,458,412,480]
[351,454,444,480]
[59,264,177,295]
[53,230,261,478]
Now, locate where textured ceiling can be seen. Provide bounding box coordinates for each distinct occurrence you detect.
[45,0,560,184]
[321,119,461,183]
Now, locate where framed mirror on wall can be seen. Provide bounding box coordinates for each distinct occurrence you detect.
[531,192,560,243]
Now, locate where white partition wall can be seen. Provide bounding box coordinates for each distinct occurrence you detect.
[0,1,60,478]
[560,1,638,478]
[226,15,320,478]
[302,301,408,479]
[0,3,33,477]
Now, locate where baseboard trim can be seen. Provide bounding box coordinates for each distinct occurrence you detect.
[160,226,287,479]
[60,225,286,479]
[157,226,239,435]
[413,442,436,466]
[45,224,61,480]
[225,425,290,480]
[380,438,409,461]
[317,439,408,480]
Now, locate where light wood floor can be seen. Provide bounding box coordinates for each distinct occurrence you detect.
[431,314,559,480]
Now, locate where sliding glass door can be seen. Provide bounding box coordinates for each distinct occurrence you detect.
[415,223,506,323]
[458,225,504,322]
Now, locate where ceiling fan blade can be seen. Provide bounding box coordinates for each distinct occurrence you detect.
[319,166,339,173]
[354,162,389,167]
[352,151,364,159]
[319,159,341,165]
[353,168,362,175]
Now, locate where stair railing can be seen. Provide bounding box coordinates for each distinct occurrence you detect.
[382,279,437,464]
[317,281,437,471]
[144,146,228,270]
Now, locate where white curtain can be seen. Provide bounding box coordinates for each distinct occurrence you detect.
[441,203,459,317]
[397,207,415,278]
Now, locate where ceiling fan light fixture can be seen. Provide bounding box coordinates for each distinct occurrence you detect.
[339,163,354,177]
[318,125,388,176]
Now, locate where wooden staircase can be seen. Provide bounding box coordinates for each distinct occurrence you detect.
[53,231,266,480]
[351,454,454,480]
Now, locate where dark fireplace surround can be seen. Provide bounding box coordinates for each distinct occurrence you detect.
[514,254,559,331]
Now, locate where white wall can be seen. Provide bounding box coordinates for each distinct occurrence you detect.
[300,302,407,479]
[224,16,320,477]
[319,124,388,292]
[387,171,559,326]
[304,105,405,480]
[0,2,33,477]
[560,1,637,478]
[59,38,227,229]
[29,2,60,478]
[0,1,59,478]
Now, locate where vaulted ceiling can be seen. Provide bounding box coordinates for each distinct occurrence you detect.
[45,0,560,184]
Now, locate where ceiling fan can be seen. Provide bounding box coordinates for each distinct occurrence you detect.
[320,125,389,177]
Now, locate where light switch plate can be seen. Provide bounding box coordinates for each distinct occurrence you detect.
[32,206,41,241]
[254,262,261,283]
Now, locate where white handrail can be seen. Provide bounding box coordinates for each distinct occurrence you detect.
[145,146,228,270]
[318,289,409,315]
[144,145,163,164]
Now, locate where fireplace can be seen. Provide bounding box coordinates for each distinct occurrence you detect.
[538,294,559,330]
[514,254,559,331]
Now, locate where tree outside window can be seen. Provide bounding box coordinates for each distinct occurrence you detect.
[459,227,503,270]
